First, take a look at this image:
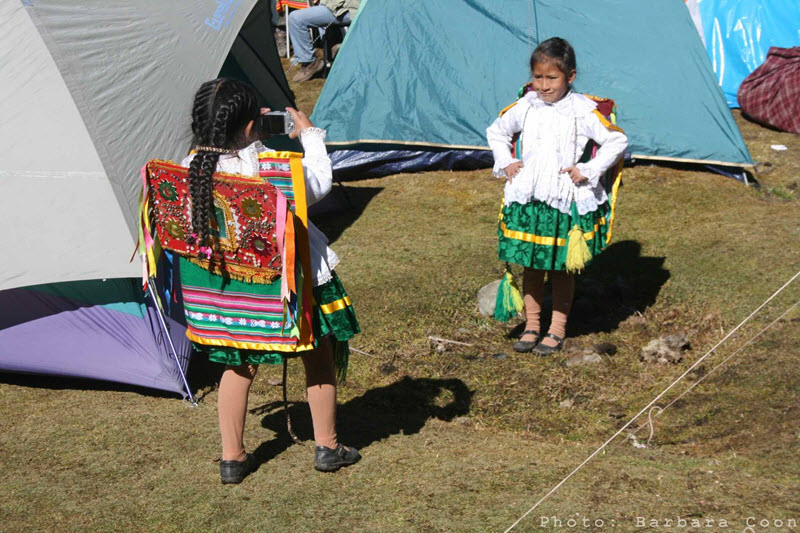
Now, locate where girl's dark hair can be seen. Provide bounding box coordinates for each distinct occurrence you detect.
[188,78,260,253]
[530,37,576,76]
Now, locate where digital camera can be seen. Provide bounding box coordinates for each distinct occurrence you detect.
[260,111,295,136]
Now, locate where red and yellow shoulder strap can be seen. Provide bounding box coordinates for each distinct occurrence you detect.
[258,150,314,348]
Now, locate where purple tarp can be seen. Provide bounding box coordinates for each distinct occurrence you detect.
[0,278,192,396]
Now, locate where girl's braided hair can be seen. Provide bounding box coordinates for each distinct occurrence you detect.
[187,78,260,255]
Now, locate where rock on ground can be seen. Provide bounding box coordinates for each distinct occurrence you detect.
[566,351,604,367]
[640,333,690,364]
[477,279,502,316]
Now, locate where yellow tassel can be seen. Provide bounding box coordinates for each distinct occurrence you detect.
[566,225,592,274]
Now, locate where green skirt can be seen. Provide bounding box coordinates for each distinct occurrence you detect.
[179,257,360,367]
[498,200,609,271]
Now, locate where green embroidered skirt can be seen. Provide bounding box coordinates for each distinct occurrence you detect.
[498,200,609,271]
[179,257,360,367]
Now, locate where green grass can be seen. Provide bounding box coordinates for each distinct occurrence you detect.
[1,71,799,532]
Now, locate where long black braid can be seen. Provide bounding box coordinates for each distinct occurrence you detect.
[187,78,261,255]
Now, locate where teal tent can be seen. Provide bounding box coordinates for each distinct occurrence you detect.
[311,0,754,178]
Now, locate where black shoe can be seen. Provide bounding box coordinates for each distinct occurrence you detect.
[220,453,258,484]
[513,330,540,353]
[314,444,361,472]
[532,333,564,356]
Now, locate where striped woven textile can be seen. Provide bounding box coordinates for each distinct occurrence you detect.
[181,259,305,351]
[177,150,315,352]
[259,152,299,208]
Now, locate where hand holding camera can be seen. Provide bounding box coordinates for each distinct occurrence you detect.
[258,107,314,138]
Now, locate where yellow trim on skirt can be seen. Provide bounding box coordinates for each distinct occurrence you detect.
[500,218,606,247]
[186,329,315,353]
[319,296,352,315]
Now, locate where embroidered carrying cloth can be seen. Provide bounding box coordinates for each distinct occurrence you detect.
[140,152,316,352]
[143,160,283,283]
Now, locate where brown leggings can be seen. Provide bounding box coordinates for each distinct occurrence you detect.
[218,339,338,461]
[521,269,575,346]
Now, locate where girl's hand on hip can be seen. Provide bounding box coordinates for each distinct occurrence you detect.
[504,161,524,182]
[561,166,588,185]
[286,107,314,139]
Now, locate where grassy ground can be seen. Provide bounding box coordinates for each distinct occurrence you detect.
[1,65,799,532]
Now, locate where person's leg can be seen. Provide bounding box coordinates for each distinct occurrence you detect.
[543,271,575,347]
[301,339,338,449]
[272,1,287,56]
[218,363,259,461]
[521,268,546,342]
[270,0,281,28]
[288,5,336,64]
[302,338,361,471]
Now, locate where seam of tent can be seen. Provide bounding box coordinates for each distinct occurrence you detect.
[325,139,492,151]
[630,153,755,169]
[324,141,753,168]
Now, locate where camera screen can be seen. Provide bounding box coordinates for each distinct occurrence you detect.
[260,114,286,135]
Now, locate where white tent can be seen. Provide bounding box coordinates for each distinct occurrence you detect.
[0,0,259,290]
[0,0,293,394]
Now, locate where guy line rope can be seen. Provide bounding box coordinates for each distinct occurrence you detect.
[504,269,800,532]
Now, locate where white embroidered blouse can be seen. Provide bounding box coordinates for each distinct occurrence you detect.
[486,90,628,215]
[181,129,339,287]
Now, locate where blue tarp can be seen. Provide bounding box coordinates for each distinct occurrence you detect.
[698,0,800,108]
[313,0,753,173]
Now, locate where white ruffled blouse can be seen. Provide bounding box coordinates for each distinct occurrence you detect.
[486,91,628,215]
[181,129,339,287]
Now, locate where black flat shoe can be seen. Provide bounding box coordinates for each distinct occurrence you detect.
[220,453,258,484]
[513,330,541,353]
[314,444,361,472]
[532,333,564,356]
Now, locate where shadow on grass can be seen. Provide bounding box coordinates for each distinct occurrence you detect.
[249,376,472,463]
[0,372,181,399]
[309,185,383,245]
[0,346,223,401]
[508,240,670,338]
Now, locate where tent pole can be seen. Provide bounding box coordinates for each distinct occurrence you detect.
[147,278,196,405]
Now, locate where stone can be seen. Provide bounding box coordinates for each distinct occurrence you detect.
[565,350,604,367]
[559,398,574,409]
[477,279,502,316]
[491,352,507,360]
[640,332,691,364]
[663,333,690,351]
[267,377,283,386]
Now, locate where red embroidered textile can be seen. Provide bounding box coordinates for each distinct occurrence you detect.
[144,160,284,283]
[738,47,800,134]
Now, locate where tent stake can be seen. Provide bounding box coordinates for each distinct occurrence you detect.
[147,278,196,406]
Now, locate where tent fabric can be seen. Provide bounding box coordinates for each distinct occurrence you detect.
[312,0,753,174]
[0,0,140,290]
[0,0,269,291]
[330,148,493,180]
[0,279,191,395]
[696,0,800,108]
[1,0,295,394]
[738,47,800,135]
